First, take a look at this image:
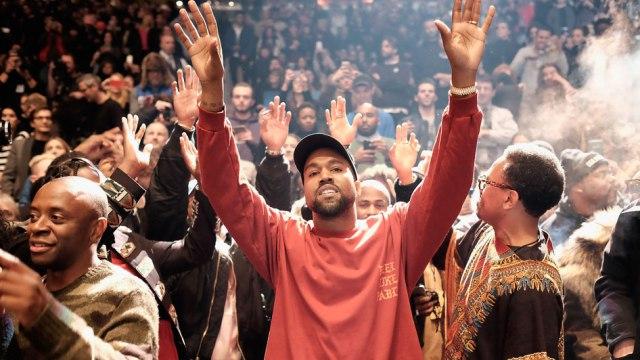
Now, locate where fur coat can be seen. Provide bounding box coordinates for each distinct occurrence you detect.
[558,207,621,360]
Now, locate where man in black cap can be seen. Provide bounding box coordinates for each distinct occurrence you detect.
[542,148,618,252]
[174,0,494,357]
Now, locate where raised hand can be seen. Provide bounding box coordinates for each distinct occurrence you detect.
[259,96,292,153]
[73,127,121,162]
[389,124,421,184]
[0,249,53,327]
[325,96,362,146]
[434,0,495,87]
[118,114,153,179]
[179,133,200,181]
[174,1,224,111]
[172,65,201,128]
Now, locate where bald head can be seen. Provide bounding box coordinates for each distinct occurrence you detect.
[37,176,109,219]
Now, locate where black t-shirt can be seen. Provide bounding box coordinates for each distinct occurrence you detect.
[31,139,46,158]
[94,98,125,134]
[370,62,413,109]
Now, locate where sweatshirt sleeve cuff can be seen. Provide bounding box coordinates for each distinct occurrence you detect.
[22,299,89,353]
[197,107,227,132]
[448,93,479,118]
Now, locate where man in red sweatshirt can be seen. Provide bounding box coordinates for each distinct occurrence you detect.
[174,0,495,358]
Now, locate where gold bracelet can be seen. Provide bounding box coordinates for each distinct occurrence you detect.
[449,83,477,96]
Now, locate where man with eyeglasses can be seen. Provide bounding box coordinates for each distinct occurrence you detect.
[1,108,53,199]
[542,148,618,254]
[446,143,566,359]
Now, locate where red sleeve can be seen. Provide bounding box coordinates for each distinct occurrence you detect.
[196,108,285,286]
[400,94,482,288]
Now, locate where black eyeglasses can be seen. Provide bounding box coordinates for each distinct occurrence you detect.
[477,174,516,192]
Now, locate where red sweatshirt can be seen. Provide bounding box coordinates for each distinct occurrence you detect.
[197,94,481,359]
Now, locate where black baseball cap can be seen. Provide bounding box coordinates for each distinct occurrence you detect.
[293,133,358,181]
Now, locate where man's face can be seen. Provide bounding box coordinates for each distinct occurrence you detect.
[337,76,353,91]
[30,110,53,135]
[160,35,175,54]
[351,84,374,105]
[476,157,512,224]
[27,182,97,270]
[283,135,298,162]
[575,164,618,209]
[143,122,169,147]
[61,54,75,72]
[571,29,585,46]
[356,103,379,137]
[415,83,437,108]
[476,81,495,106]
[356,182,389,219]
[534,29,551,51]
[303,148,357,218]
[542,65,559,86]
[231,86,255,113]
[298,107,317,132]
[1,108,18,129]
[78,81,99,102]
[381,40,397,59]
[496,22,510,40]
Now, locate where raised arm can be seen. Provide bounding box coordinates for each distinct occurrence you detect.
[145,67,200,240]
[174,1,290,285]
[401,0,494,286]
[256,96,294,211]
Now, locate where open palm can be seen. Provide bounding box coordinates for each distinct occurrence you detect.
[434,0,495,82]
[325,96,362,146]
[174,1,224,85]
[172,65,201,127]
[260,96,292,151]
[389,124,421,177]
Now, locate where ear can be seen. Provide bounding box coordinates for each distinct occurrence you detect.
[503,190,520,210]
[89,218,109,245]
[354,179,361,195]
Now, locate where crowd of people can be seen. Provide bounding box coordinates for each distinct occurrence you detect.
[0,0,639,359]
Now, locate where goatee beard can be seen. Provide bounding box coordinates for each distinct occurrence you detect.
[312,195,351,218]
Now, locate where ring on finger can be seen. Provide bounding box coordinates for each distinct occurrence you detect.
[467,20,478,25]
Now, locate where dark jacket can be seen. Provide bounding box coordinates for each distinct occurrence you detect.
[111,189,218,359]
[595,200,640,357]
[142,125,233,359]
[144,124,192,240]
[559,208,620,360]
[542,197,587,250]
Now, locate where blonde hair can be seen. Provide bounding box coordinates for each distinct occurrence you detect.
[29,152,57,169]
